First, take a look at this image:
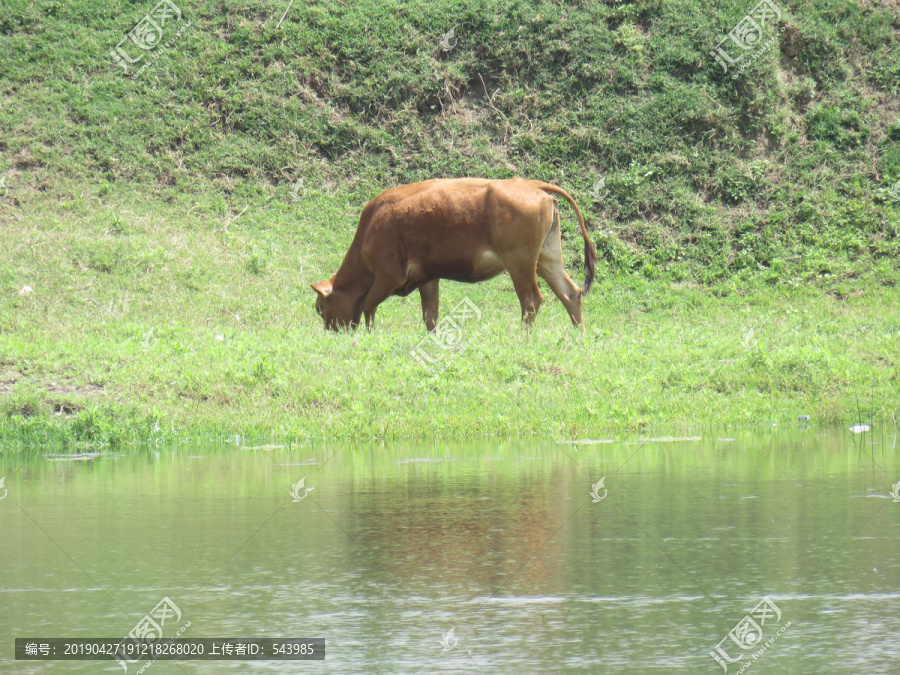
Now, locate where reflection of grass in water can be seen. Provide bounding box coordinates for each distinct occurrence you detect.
[2,435,895,675]
[4,431,890,488]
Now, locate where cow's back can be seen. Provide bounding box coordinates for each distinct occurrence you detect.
[364,177,545,239]
[359,178,552,283]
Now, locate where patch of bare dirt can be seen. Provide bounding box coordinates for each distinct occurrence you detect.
[0,369,105,399]
[0,368,24,395]
[857,0,900,12]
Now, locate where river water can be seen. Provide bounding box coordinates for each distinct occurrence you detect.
[1,429,898,673]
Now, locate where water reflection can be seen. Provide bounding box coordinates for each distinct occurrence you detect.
[0,429,898,673]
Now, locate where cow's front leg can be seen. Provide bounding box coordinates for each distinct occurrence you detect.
[363,275,399,329]
[419,279,439,331]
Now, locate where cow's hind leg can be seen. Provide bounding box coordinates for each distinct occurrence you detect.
[507,261,543,326]
[537,206,584,327]
[537,253,584,327]
[419,279,439,331]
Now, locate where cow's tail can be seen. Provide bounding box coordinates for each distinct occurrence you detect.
[535,182,597,297]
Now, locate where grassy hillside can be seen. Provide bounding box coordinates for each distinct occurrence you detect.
[3,0,900,279]
[0,0,898,447]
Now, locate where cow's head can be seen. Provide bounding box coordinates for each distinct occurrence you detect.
[311,278,362,331]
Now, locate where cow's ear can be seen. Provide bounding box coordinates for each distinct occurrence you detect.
[311,280,333,297]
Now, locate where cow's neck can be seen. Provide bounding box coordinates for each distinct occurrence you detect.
[333,241,374,299]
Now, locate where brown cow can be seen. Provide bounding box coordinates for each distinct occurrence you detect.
[311,177,597,331]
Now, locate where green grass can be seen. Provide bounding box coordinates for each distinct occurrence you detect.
[2,0,898,281]
[1,193,897,448]
[0,0,899,447]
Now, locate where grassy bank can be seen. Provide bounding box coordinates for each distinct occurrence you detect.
[1,194,898,448]
[1,0,899,447]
